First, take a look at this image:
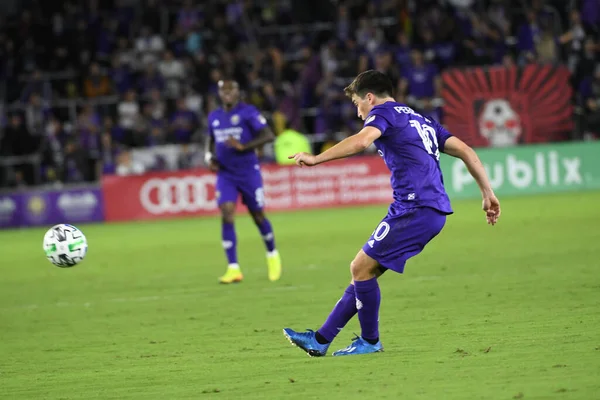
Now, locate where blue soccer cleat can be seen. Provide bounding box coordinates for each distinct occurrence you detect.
[332,335,384,356]
[283,328,329,357]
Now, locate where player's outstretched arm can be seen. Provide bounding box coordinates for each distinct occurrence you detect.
[289,126,381,167]
[442,136,501,225]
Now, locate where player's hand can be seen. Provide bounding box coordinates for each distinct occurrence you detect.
[208,160,219,173]
[288,152,317,167]
[226,137,246,151]
[482,194,501,225]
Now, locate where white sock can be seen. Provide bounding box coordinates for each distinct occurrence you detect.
[267,250,278,258]
[228,263,240,270]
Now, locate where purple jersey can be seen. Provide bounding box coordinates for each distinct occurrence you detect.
[207,102,268,174]
[364,102,453,215]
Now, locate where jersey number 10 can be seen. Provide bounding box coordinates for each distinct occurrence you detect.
[410,120,440,161]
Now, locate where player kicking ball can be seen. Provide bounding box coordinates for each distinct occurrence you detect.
[283,70,500,356]
[205,79,282,284]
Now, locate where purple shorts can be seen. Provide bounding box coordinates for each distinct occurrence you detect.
[216,171,265,211]
[362,206,447,273]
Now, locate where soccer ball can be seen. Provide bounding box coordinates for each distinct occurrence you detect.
[43,224,88,267]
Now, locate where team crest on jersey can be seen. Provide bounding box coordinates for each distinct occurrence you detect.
[230,114,240,125]
[212,119,220,127]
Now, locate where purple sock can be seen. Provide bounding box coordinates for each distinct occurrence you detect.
[354,277,381,341]
[257,218,276,252]
[317,285,357,342]
[222,222,238,264]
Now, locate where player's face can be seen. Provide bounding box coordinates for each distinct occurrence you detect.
[351,94,374,120]
[218,81,240,106]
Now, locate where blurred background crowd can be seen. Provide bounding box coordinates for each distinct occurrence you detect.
[0,0,598,188]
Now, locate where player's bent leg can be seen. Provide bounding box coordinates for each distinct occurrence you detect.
[219,202,243,284]
[284,251,384,357]
[249,209,281,282]
[315,284,357,345]
[332,250,383,356]
[350,249,380,282]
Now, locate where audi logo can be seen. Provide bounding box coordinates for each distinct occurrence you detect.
[139,176,217,214]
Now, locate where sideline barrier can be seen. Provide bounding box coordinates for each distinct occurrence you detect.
[1,141,598,227]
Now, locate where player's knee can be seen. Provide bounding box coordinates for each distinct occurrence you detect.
[350,256,379,281]
[220,205,235,224]
[221,214,234,224]
[350,259,366,280]
[251,211,265,225]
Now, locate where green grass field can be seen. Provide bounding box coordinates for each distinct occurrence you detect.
[1,191,600,400]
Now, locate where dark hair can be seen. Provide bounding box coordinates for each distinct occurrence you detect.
[344,70,393,99]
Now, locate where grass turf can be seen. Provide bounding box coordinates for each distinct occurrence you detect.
[1,191,599,399]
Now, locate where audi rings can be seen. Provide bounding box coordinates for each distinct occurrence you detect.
[139,176,217,214]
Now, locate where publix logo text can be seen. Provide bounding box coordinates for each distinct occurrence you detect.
[451,151,582,192]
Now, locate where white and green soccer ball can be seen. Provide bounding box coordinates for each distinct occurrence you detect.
[43,224,88,267]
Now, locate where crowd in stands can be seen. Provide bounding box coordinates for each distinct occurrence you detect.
[0,0,598,188]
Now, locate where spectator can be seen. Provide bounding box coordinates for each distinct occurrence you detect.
[158,50,185,98]
[137,65,165,97]
[536,23,559,65]
[103,116,126,145]
[559,10,588,71]
[147,126,168,147]
[71,18,94,69]
[40,117,65,185]
[81,125,103,181]
[184,87,204,117]
[114,37,137,68]
[148,89,167,120]
[374,50,401,89]
[100,131,119,175]
[135,26,165,68]
[116,150,145,176]
[20,70,52,103]
[573,38,598,90]
[517,10,540,62]
[96,19,119,62]
[581,0,600,29]
[141,0,162,33]
[1,114,36,158]
[399,49,441,104]
[169,26,188,58]
[186,25,203,55]
[83,63,113,98]
[582,65,600,135]
[24,93,50,135]
[169,98,199,144]
[356,18,385,56]
[130,115,151,148]
[177,0,202,33]
[62,140,89,183]
[117,89,140,141]
[110,55,133,94]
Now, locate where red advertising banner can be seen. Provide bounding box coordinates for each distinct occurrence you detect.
[102,156,393,222]
[441,64,573,147]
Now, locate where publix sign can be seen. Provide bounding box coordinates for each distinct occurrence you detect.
[440,141,600,199]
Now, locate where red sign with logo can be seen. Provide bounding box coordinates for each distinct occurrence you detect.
[441,64,573,147]
[102,156,393,222]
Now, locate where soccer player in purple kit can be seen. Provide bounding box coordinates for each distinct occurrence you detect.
[283,70,501,356]
[205,79,282,284]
